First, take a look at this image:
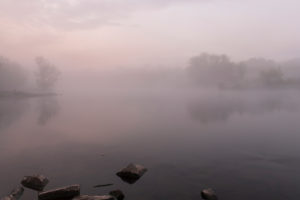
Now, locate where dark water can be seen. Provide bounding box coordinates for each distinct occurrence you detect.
[1,89,300,200]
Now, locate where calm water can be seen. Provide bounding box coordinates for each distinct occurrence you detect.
[1,89,300,200]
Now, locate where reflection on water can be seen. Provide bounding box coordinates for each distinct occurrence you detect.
[1,90,300,200]
[0,99,29,131]
[188,91,297,123]
[37,97,60,126]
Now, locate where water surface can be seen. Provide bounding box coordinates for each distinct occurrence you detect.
[1,89,300,200]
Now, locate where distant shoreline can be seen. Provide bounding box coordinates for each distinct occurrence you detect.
[0,91,58,98]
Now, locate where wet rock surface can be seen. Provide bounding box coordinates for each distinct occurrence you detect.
[73,195,115,200]
[1,186,24,200]
[21,175,49,191]
[116,163,147,184]
[109,190,124,200]
[38,184,80,200]
[201,188,218,200]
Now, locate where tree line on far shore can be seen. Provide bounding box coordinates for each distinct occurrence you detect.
[187,53,300,89]
[1,53,300,92]
[0,56,60,92]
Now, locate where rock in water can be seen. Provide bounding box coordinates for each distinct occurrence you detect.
[21,175,49,191]
[201,188,218,200]
[38,184,80,200]
[73,195,115,200]
[109,190,124,200]
[116,163,147,184]
[1,186,24,200]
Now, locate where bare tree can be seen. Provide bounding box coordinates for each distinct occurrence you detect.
[35,57,60,91]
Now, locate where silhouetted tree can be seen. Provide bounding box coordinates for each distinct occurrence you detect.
[0,56,27,91]
[35,57,60,91]
[259,67,284,86]
[187,53,245,88]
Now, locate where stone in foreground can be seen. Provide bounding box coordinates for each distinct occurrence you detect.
[73,195,115,200]
[116,163,147,184]
[1,186,24,200]
[38,184,80,200]
[201,188,218,200]
[21,175,49,191]
[109,190,124,200]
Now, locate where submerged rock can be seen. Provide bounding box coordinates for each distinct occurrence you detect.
[109,190,124,200]
[201,188,218,200]
[38,184,80,200]
[116,163,147,184]
[1,186,24,200]
[21,175,49,191]
[73,195,115,200]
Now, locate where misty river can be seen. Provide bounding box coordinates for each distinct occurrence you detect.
[1,88,300,200]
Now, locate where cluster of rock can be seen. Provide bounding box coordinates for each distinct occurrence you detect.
[1,163,146,200]
[201,188,218,200]
[1,163,218,200]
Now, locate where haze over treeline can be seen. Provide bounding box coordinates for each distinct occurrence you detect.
[1,53,300,93]
[0,56,60,93]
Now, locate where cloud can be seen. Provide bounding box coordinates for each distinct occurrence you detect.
[0,0,198,30]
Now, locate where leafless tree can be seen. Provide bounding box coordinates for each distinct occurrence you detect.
[35,57,60,91]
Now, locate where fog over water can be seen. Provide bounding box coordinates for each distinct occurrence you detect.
[1,78,300,200]
[1,0,300,200]
[1,52,300,200]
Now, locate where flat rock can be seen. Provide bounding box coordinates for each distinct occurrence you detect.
[21,175,49,191]
[38,184,80,200]
[116,163,147,184]
[1,186,24,200]
[73,195,115,200]
[201,188,218,200]
[109,190,124,200]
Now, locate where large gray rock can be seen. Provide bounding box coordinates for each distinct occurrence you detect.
[109,190,124,200]
[201,188,218,200]
[1,186,24,200]
[73,195,115,200]
[116,163,147,184]
[38,184,80,200]
[21,175,49,191]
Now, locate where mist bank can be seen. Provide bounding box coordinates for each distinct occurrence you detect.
[0,56,27,91]
[0,56,60,97]
[2,53,300,95]
[187,53,300,89]
[62,53,300,93]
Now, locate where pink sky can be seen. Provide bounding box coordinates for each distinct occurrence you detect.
[0,0,299,69]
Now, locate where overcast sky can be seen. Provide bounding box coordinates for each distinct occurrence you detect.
[0,0,299,69]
